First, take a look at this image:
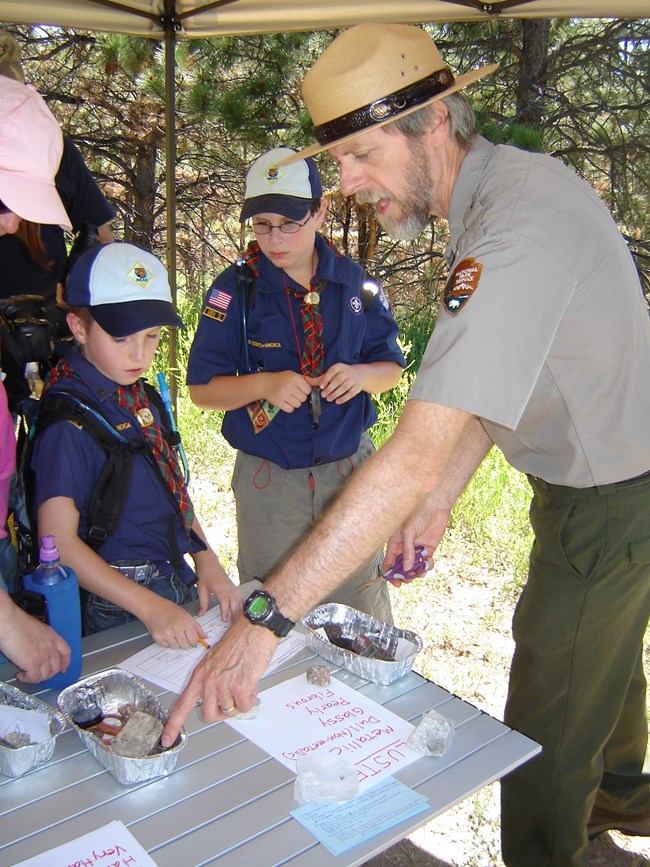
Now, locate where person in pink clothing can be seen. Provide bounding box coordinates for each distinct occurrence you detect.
[0,75,72,682]
[0,378,71,682]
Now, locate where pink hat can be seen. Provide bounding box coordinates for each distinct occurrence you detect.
[0,77,71,230]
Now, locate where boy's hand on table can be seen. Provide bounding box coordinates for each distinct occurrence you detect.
[195,556,243,622]
[142,594,208,649]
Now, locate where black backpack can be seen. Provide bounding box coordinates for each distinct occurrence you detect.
[13,382,186,578]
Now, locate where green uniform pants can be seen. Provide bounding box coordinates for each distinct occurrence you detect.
[232,432,392,623]
[501,472,650,867]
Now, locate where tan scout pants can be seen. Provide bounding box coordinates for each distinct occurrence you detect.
[231,432,392,623]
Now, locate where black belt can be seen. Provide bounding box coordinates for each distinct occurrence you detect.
[529,469,650,494]
[615,469,650,486]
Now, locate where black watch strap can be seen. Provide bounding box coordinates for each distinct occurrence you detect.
[243,590,295,638]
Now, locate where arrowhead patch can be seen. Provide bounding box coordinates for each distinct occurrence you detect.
[443,257,482,315]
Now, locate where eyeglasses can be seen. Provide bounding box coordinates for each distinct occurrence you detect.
[0,199,12,215]
[251,213,313,235]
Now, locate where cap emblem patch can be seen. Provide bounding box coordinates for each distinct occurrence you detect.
[127,262,154,289]
[263,165,285,185]
[444,257,482,315]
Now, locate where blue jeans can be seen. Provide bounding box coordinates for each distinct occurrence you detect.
[83,568,198,635]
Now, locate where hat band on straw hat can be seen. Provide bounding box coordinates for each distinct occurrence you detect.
[313,66,455,146]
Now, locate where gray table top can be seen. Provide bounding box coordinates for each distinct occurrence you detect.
[0,601,539,867]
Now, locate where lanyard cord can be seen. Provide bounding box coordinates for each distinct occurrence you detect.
[281,250,324,378]
[283,282,309,377]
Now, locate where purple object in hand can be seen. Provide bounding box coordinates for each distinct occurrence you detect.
[383,545,429,582]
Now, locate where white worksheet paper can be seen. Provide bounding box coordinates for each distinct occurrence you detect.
[118,606,306,694]
[0,705,52,745]
[12,819,157,866]
[227,672,420,792]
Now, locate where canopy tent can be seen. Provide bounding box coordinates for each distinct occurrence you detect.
[3,1,645,394]
[3,1,647,37]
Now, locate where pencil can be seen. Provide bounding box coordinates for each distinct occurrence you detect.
[197,637,210,650]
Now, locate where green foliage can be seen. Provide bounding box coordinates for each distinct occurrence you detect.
[446,448,533,595]
[217,91,250,132]
[369,367,414,450]
[475,110,545,151]
[186,81,217,116]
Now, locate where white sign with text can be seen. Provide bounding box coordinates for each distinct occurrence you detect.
[226,672,419,791]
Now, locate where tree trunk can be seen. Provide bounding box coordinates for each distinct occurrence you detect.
[516,19,551,127]
[126,144,157,249]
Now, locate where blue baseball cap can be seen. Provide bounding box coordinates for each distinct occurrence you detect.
[240,147,323,222]
[66,241,184,338]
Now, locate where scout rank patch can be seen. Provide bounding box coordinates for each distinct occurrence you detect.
[127,262,155,289]
[263,164,284,185]
[443,257,482,315]
[203,287,233,322]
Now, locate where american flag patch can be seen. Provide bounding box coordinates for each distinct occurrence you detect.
[208,288,232,311]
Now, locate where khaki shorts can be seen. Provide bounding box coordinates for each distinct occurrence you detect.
[232,432,392,623]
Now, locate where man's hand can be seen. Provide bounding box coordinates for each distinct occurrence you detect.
[162,618,278,747]
[383,494,452,587]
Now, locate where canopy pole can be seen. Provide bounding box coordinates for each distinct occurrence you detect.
[163,2,179,410]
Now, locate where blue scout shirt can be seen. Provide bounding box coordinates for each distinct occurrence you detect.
[187,234,405,470]
[31,350,203,573]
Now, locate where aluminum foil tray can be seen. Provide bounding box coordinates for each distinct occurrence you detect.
[57,668,186,785]
[0,681,66,778]
[301,603,423,685]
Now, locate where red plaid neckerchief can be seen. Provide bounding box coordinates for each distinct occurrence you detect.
[282,250,326,377]
[45,360,194,534]
[239,240,261,278]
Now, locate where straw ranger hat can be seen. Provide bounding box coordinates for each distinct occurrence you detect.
[288,24,498,161]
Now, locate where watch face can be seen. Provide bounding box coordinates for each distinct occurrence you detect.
[247,593,271,619]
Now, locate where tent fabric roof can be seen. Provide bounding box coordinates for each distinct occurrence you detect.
[3,0,647,38]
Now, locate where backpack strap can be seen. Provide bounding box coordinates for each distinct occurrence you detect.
[20,391,140,557]
[18,386,188,571]
[235,259,256,374]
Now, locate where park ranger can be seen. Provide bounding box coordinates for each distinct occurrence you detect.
[164,24,650,867]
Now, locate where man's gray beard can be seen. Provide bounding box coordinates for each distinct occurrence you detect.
[355,194,430,241]
[377,207,430,241]
[357,142,432,241]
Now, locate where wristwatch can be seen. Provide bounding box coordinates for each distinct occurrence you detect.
[243,590,295,637]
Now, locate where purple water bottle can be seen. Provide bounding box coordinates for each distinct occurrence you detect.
[22,535,82,690]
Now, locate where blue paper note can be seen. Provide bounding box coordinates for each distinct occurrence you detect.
[291,776,430,856]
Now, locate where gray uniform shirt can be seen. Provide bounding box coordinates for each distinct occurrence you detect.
[409,136,650,487]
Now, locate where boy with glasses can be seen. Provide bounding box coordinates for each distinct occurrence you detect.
[187,147,405,621]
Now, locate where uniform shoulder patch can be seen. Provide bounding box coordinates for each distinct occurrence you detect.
[443,257,482,316]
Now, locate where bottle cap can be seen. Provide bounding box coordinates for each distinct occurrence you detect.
[39,534,60,564]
